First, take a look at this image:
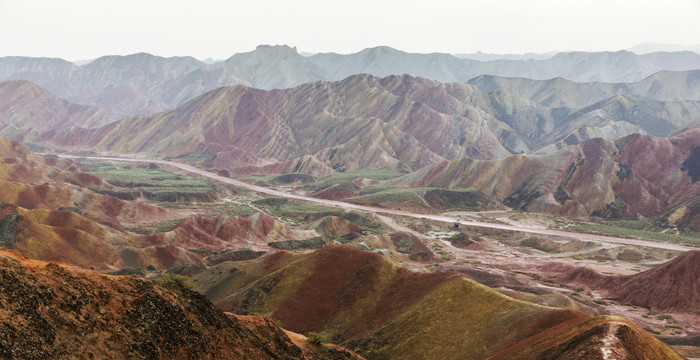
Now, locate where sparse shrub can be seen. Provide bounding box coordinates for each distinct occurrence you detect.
[645,328,661,335]
[593,300,606,305]
[154,273,192,289]
[306,332,328,346]
[571,292,580,297]
[572,256,583,260]
[575,287,585,292]
[657,314,672,320]
[665,324,683,329]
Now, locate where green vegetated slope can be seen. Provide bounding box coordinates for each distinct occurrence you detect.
[194,245,686,359]
[86,162,216,202]
[345,186,504,213]
[205,245,593,360]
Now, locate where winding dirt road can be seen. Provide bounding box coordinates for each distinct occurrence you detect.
[65,155,697,252]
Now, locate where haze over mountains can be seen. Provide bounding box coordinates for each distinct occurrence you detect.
[2,45,700,116]
[2,45,700,223]
[2,43,700,359]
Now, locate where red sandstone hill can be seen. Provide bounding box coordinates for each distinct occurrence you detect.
[548,250,700,313]
[0,137,326,271]
[389,126,700,222]
[207,245,594,359]
[0,249,364,359]
[1,199,322,272]
[500,315,685,360]
[122,212,318,269]
[4,77,700,223]
[198,245,683,359]
[0,80,114,142]
[611,250,700,313]
[34,74,513,175]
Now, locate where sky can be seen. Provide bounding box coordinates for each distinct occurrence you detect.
[1,0,699,61]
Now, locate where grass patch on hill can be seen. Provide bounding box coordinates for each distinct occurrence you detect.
[125,219,185,234]
[304,168,401,192]
[347,187,484,210]
[252,197,382,233]
[235,174,279,185]
[193,202,258,217]
[86,162,215,202]
[349,187,426,203]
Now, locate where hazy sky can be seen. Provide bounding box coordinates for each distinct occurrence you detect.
[1,0,699,60]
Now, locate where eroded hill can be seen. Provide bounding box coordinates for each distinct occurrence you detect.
[0,249,364,359]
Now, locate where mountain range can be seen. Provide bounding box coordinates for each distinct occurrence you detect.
[2,45,700,116]
[3,69,700,222]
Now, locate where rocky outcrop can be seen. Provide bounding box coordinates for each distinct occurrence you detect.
[0,249,363,359]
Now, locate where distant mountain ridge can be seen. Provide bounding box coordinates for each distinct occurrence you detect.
[3,45,700,115]
[3,72,700,174]
[2,73,700,221]
[468,70,700,108]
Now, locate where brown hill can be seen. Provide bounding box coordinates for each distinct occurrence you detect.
[17,72,697,179]
[213,245,594,359]
[653,194,700,231]
[0,249,363,359]
[1,196,321,271]
[304,216,363,237]
[390,127,700,220]
[120,212,318,269]
[0,80,114,141]
[194,250,301,306]
[39,74,513,175]
[468,69,700,108]
[611,250,700,313]
[548,250,700,313]
[500,315,684,360]
[0,137,322,271]
[0,136,93,184]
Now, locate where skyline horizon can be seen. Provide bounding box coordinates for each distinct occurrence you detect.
[2,0,699,61]
[4,41,700,63]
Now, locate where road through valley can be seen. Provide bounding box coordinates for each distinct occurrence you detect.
[64,155,697,252]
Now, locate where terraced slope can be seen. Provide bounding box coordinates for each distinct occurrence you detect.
[0,249,364,359]
[213,245,592,359]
